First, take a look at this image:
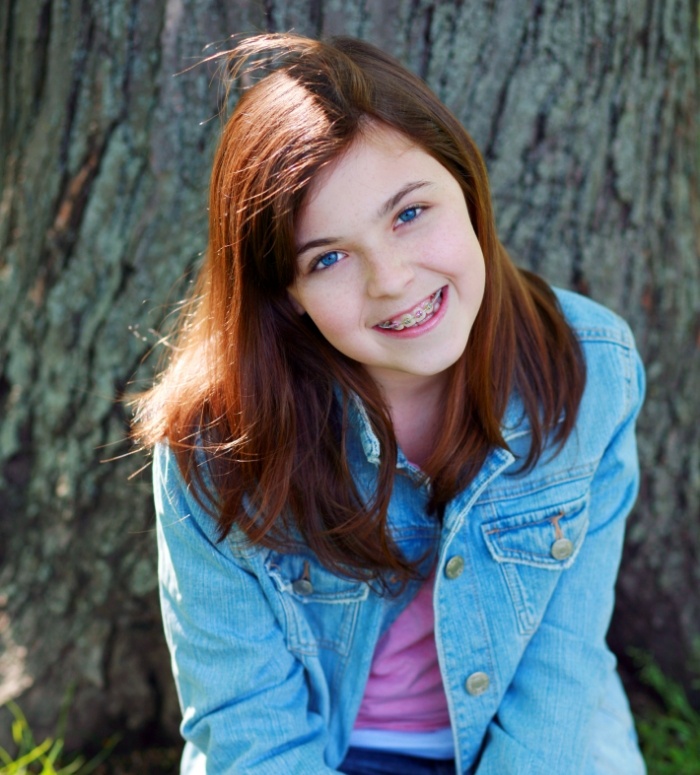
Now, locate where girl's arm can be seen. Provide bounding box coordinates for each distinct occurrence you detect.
[154,445,340,774]
[476,326,646,775]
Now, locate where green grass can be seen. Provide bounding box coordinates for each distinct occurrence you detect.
[0,700,117,775]
[631,649,700,775]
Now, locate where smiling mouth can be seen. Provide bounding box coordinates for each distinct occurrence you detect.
[376,289,443,331]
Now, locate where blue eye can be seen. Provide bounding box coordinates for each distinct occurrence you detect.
[314,251,343,270]
[397,206,421,224]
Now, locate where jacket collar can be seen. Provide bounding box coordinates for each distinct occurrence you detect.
[347,389,530,465]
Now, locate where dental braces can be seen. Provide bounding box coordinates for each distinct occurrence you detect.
[377,290,442,331]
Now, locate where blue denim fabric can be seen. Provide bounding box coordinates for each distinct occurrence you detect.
[155,289,647,774]
[339,747,456,774]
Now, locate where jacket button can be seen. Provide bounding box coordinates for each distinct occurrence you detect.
[444,556,465,579]
[292,579,314,595]
[550,538,574,561]
[465,672,490,696]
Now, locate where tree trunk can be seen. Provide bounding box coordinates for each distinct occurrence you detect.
[1,0,698,750]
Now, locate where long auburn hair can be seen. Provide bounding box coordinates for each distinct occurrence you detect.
[133,33,585,585]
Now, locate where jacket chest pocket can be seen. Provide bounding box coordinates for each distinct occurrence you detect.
[265,552,369,657]
[480,495,589,635]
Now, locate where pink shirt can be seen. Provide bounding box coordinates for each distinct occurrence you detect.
[354,576,450,732]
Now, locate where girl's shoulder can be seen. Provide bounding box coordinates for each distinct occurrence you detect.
[503,286,643,463]
[553,287,637,350]
[552,286,645,440]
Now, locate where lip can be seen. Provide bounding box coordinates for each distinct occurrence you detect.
[373,286,448,338]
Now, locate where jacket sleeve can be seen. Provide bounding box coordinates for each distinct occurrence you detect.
[475,331,646,775]
[153,445,339,775]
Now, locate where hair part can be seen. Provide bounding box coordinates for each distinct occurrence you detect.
[133,33,585,588]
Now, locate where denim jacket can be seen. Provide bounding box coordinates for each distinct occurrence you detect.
[155,289,646,775]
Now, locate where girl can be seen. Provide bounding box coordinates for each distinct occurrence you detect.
[134,34,647,774]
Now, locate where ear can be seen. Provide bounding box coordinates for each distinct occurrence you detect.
[287,288,306,315]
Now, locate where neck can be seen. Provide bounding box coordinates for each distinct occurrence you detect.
[376,373,449,469]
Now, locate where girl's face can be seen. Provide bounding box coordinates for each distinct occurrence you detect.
[288,124,485,400]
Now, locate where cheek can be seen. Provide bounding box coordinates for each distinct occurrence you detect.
[296,290,352,340]
[460,229,486,283]
[472,250,487,294]
[468,259,487,315]
[311,310,353,343]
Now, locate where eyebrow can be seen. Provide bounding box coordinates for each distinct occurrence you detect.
[377,180,432,218]
[296,179,433,257]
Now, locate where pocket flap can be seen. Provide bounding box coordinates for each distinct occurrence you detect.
[265,551,369,603]
[481,496,589,570]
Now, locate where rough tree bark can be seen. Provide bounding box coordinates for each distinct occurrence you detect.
[1,0,698,751]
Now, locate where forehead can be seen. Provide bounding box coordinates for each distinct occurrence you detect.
[297,124,444,233]
[309,124,415,188]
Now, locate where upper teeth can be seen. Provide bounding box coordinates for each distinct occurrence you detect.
[378,289,442,330]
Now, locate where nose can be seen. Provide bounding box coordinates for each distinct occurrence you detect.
[364,247,414,299]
